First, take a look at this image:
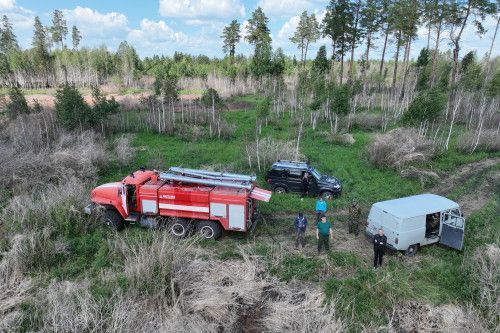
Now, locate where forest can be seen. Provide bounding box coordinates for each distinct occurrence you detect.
[0,0,499,332]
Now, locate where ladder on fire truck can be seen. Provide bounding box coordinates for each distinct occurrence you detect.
[157,167,271,202]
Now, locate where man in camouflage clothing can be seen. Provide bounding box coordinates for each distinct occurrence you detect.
[348,201,362,236]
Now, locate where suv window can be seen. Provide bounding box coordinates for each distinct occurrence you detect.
[268,169,283,177]
[288,169,303,177]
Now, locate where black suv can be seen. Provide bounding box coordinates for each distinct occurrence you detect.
[265,160,342,199]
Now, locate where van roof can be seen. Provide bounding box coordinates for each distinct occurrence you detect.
[372,194,459,219]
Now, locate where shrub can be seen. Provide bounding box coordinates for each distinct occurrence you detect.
[330,84,351,115]
[54,85,92,130]
[352,113,384,131]
[91,85,119,120]
[5,87,30,119]
[368,128,437,169]
[403,88,447,124]
[200,87,224,109]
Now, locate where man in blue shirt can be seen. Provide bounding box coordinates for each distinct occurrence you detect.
[315,196,327,222]
[294,212,308,249]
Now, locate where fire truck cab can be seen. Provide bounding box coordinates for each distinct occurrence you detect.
[85,167,271,240]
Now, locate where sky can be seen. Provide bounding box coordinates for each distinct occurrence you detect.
[0,0,498,60]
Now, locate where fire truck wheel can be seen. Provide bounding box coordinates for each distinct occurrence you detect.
[169,219,191,238]
[102,210,124,231]
[196,221,222,240]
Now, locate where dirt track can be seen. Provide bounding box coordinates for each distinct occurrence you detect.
[433,157,500,215]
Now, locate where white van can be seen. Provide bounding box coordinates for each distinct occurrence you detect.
[366,194,465,255]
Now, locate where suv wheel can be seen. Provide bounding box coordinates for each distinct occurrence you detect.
[273,186,287,194]
[321,191,333,200]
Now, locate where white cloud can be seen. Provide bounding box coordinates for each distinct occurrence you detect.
[277,15,300,40]
[159,0,245,19]
[0,0,15,10]
[258,0,326,17]
[128,19,187,44]
[63,6,129,38]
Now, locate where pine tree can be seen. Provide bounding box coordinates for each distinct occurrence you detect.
[51,9,68,49]
[221,20,241,60]
[72,25,82,50]
[246,7,272,78]
[291,11,320,66]
[447,0,496,84]
[348,0,364,81]
[0,15,19,54]
[313,45,329,75]
[245,7,272,47]
[378,0,393,82]
[32,16,51,85]
[360,0,382,74]
[322,0,354,83]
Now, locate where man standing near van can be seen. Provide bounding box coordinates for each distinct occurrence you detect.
[315,196,327,222]
[348,201,361,236]
[373,228,387,268]
[294,212,308,249]
[316,215,333,254]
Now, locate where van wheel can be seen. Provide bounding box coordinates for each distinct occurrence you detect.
[405,244,418,257]
[169,219,191,238]
[274,186,287,194]
[321,191,333,200]
[102,210,124,231]
[196,221,222,240]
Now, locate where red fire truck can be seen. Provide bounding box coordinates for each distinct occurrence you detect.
[84,167,272,239]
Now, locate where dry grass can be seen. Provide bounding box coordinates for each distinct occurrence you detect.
[352,113,384,131]
[0,234,32,331]
[457,129,500,153]
[1,177,90,232]
[0,112,108,195]
[9,236,345,333]
[368,128,437,170]
[245,137,305,171]
[465,244,500,330]
[114,134,136,165]
[388,301,488,333]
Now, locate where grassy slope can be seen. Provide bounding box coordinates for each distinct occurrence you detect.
[33,94,498,331]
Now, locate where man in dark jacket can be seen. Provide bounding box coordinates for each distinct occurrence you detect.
[348,201,362,236]
[373,228,387,268]
[301,172,309,199]
[294,212,308,249]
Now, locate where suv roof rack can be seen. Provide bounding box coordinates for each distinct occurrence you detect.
[272,160,309,169]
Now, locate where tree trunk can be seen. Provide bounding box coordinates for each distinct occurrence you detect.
[304,41,310,67]
[349,0,361,82]
[331,40,336,79]
[400,38,411,98]
[392,30,401,89]
[451,3,471,85]
[427,24,431,49]
[379,28,389,83]
[430,20,442,87]
[340,50,344,85]
[487,15,500,61]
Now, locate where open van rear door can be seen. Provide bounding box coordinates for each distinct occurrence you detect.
[440,210,465,250]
